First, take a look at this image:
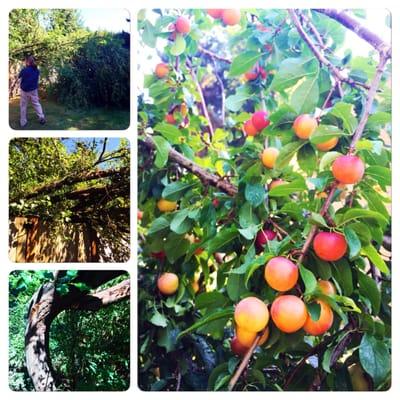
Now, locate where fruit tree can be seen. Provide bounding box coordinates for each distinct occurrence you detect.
[138,9,391,391]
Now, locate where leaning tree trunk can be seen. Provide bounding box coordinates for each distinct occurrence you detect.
[25,271,130,391]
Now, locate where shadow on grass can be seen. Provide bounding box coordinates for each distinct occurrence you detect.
[9,98,130,131]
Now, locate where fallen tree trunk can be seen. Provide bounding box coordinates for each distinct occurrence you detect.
[25,270,130,391]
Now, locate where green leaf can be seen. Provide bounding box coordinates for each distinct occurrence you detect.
[154,123,182,144]
[366,111,391,129]
[225,88,251,112]
[177,308,234,338]
[322,347,334,373]
[333,295,361,313]
[271,57,317,91]
[331,259,353,296]
[359,334,390,386]
[343,226,361,260]
[362,190,390,221]
[227,273,247,301]
[170,33,186,56]
[310,125,345,144]
[164,233,190,263]
[319,151,342,171]
[245,253,274,286]
[229,51,261,77]
[238,225,259,240]
[205,228,238,254]
[162,181,197,201]
[329,102,358,133]
[269,178,307,197]
[214,374,230,391]
[245,183,265,207]
[170,209,192,234]
[275,141,305,170]
[307,302,321,321]
[148,215,171,235]
[365,166,391,187]
[152,136,171,168]
[357,271,381,314]
[337,208,388,229]
[195,292,228,310]
[309,212,329,228]
[157,326,180,352]
[290,74,319,114]
[361,245,390,275]
[150,309,168,327]
[297,143,317,174]
[300,264,317,295]
[142,20,157,48]
[239,202,258,228]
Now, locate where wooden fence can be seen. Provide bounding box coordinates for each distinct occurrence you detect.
[9,216,99,263]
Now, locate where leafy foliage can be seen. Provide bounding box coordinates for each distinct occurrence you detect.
[9,271,130,391]
[9,138,130,261]
[138,9,391,391]
[9,9,130,110]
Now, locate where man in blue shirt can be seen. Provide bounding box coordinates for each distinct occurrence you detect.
[18,55,46,127]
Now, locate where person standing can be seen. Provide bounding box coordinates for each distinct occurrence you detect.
[18,55,46,127]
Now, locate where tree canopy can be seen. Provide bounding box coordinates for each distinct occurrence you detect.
[138,9,391,391]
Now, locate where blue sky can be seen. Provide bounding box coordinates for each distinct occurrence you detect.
[62,138,127,154]
[79,9,130,33]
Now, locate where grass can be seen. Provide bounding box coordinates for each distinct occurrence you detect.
[9,97,130,131]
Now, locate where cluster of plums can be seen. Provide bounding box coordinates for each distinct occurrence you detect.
[231,277,336,356]
[244,111,365,185]
[155,223,347,357]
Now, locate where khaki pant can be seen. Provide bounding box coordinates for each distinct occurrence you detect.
[20,89,45,126]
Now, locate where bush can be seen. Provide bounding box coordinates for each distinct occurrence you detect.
[55,33,130,109]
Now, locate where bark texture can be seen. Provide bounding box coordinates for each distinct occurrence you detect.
[25,271,130,391]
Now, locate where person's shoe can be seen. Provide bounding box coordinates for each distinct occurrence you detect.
[39,118,46,125]
[20,122,27,128]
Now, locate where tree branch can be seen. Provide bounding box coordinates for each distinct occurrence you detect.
[187,61,215,138]
[141,136,238,196]
[348,52,389,152]
[25,271,129,391]
[11,167,128,203]
[228,331,263,391]
[289,9,370,90]
[198,46,232,64]
[313,9,391,56]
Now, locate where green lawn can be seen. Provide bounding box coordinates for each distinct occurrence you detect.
[9,97,130,130]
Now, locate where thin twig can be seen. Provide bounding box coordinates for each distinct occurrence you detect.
[269,219,296,244]
[313,9,391,56]
[289,9,370,90]
[300,11,326,50]
[228,331,262,391]
[348,52,389,152]
[198,46,232,64]
[187,61,215,138]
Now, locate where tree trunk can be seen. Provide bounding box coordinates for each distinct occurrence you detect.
[25,271,130,391]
